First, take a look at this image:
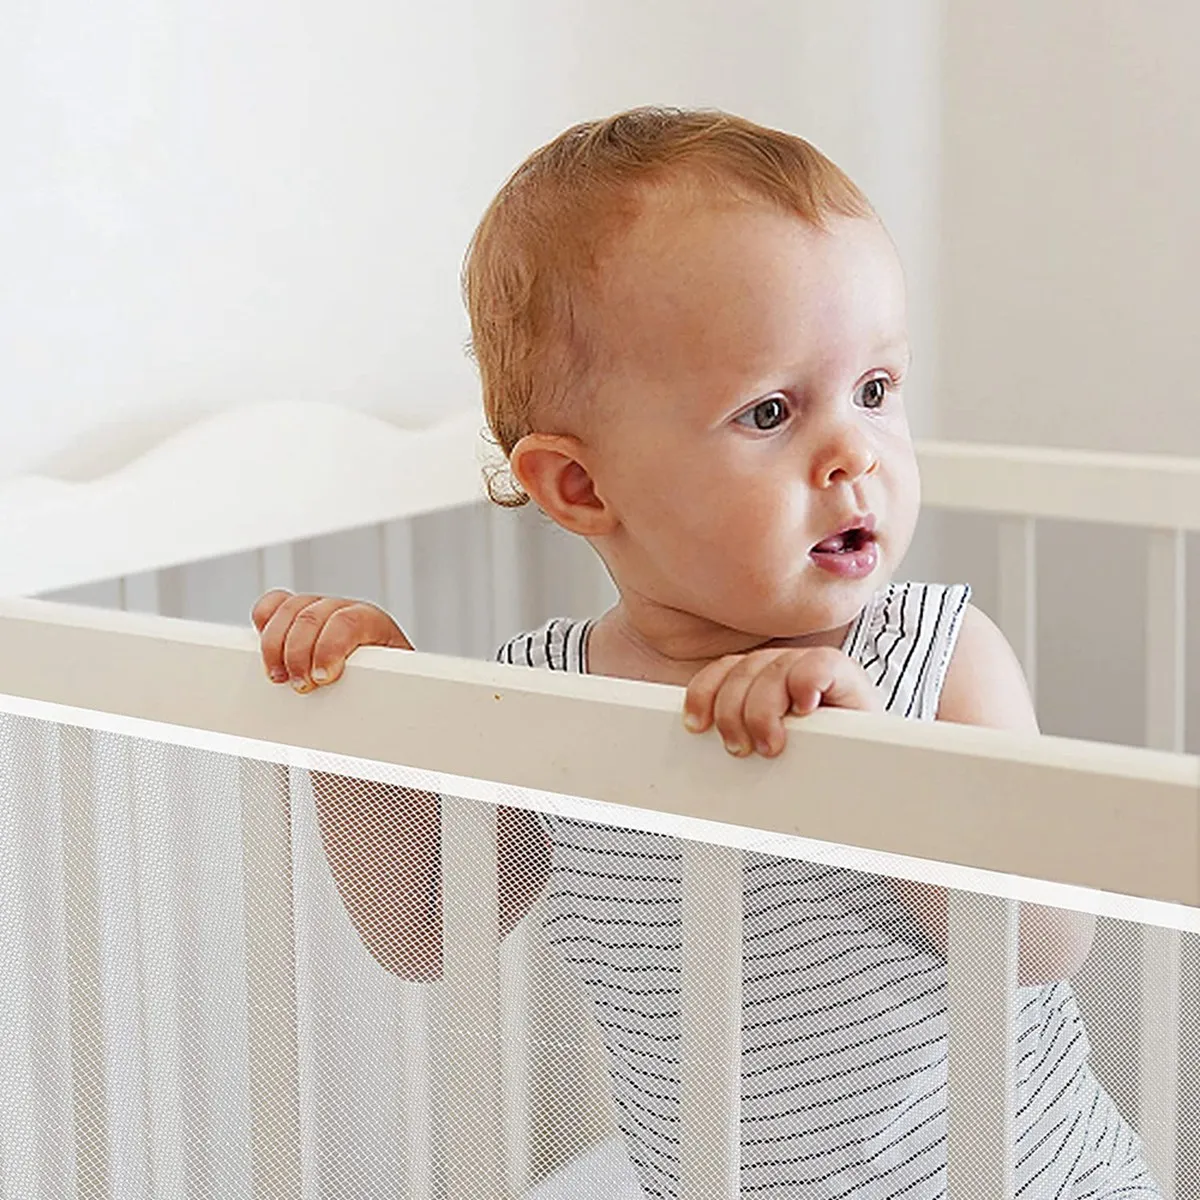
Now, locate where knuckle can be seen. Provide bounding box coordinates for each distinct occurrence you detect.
[743,710,768,737]
[712,700,741,733]
[282,639,307,664]
[785,654,818,680]
[327,605,368,636]
[251,591,287,628]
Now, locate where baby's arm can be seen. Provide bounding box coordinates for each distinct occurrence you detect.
[906,603,1096,984]
[253,590,552,981]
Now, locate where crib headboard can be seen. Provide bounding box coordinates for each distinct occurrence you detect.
[0,402,488,598]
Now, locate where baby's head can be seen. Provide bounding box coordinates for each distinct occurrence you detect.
[464,107,920,645]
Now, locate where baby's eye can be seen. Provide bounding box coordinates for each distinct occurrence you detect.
[735,394,791,431]
[856,376,891,410]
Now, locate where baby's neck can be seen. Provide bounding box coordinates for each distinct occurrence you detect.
[585,602,850,685]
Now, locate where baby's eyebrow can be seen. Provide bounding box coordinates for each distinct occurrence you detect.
[872,337,912,369]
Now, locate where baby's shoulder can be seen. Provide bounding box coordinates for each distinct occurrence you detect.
[933,600,1039,732]
[850,581,973,720]
[863,584,1036,731]
[495,617,593,673]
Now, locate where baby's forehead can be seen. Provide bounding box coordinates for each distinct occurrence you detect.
[595,186,895,296]
[585,198,905,368]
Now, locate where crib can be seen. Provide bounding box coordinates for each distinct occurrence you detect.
[1,402,1198,1200]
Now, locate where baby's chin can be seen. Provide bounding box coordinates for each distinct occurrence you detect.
[750,581,886,646]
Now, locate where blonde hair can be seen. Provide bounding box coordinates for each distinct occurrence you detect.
[462,106,874,506]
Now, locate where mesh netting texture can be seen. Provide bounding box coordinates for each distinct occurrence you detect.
[0,711,1194,1198]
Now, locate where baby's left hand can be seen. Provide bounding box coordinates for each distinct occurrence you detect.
[683,646,881,758]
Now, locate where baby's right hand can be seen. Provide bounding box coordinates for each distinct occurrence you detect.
[252,589,414,693]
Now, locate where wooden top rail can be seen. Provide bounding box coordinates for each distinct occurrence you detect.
[917,439,1200,530]
[0,597,1196,916]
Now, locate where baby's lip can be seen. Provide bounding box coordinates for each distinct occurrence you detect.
[811,512,877,552]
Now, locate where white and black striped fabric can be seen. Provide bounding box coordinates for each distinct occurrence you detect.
[497,582,1159,1199]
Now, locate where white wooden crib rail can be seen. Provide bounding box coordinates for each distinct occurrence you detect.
[1,598,1197,1200]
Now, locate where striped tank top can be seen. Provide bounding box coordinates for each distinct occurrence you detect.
[497,582,1158,1199]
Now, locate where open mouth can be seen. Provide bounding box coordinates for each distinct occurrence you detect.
[809,519,879,579]
[811,526,875,555]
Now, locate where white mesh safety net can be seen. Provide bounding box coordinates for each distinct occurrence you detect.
[0,705,1193,1199]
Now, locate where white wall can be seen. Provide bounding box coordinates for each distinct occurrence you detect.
[2,0,487,478]
[3,0,943,481]
[934,0,1200,749]
[938,0,1200,458]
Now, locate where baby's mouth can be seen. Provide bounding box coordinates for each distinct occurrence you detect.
[811,526,875,555]
[809,518,880,579]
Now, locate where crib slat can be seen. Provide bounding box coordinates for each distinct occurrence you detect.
[127,568,186,617]
[121,571,158,615]
[237,760,302,1198]
[946,890,1017,1200]
[488,504,524,653]
[58,726,111,1200]
[127,743,188,1196]
[1146,528,1186,753]
[126,568,186,617]
[487,501,540,1185]
[438,796,504,1199]
[1140,527,1186,1197]
[680,841,742,1200]
[118,568,148,609]
[258,544,297,597]
[1140,929,1180,1198]
[378,521,419,645]
[997,517,1037,705]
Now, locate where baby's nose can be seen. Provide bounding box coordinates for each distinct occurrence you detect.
[811,428,878,487]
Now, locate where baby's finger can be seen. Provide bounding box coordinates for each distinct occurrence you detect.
[281,597,358,689]
[251,589,293,633]
[683,654,745,734]
[787,649,880,714]
[310,603,412,684]
[712,651,788,756]
[259,592,324,680]
[742,655,805,756]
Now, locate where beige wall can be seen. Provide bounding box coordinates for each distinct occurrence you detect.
[931,0,1200,750]
[938,0,1200,456]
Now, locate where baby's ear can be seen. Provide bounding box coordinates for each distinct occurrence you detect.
[509,433,617,536]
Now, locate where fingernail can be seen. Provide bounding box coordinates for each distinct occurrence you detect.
[724,740,748,757]
[755,741,771,757]
[312,668,329,683]
[291,678,309,693]
[269,668,286,683]
[683,712,702,731]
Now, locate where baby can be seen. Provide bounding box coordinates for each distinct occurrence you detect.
[253,109,1158,1198]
